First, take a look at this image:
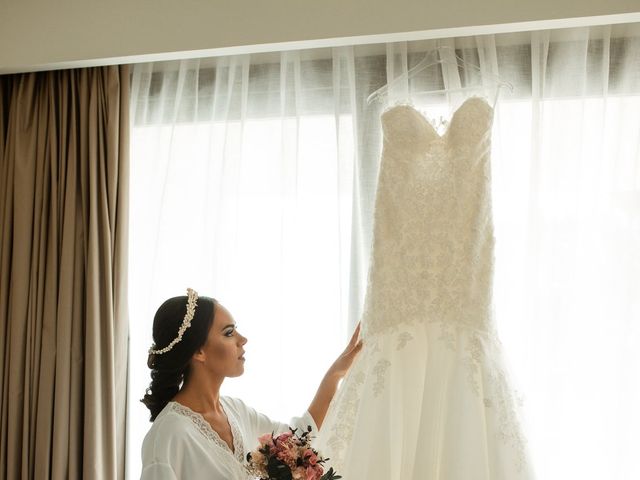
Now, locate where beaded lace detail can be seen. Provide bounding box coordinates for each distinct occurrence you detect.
[364,96,496,338]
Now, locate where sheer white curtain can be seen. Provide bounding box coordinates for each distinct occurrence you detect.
[127,23,640,479]
[488,26,640,479]
[127,49,365,479]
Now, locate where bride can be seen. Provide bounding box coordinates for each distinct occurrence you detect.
[140,288,362,479]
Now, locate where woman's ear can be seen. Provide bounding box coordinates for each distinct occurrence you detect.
[192,347,206,363]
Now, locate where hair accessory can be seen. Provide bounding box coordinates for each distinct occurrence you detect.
[148,288,199,355]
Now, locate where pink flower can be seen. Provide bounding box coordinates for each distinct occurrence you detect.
[292,465,306,480]
[274,441,299,468]
[276,431,293,444]
[303,448,318,466]
[258,433,274,447]
[306,465,323,480]
[248,427,337,480]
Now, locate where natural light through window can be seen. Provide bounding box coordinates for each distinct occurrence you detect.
[127,114,354,478]
[126,96,640,479]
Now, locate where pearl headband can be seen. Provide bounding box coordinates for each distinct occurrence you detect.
[148,288,198,355]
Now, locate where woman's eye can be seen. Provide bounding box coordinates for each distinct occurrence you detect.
[225,330,234,337]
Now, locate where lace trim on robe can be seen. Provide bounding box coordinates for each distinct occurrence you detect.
[168,401,246,465]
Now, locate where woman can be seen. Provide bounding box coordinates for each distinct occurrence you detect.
[141,288,362,479]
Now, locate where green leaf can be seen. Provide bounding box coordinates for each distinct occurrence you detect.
[320,467,342,480]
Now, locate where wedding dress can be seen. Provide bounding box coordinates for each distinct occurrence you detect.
[315,96,535,479]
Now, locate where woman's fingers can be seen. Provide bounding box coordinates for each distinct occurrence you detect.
[327,323,364,379]
[351,339,364,355]
[347,322,361,349]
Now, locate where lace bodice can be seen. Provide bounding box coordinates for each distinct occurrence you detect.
[362,96,496,338]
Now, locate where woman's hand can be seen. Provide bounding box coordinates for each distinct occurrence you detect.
[308,323,363,429]
[326,322,363,380]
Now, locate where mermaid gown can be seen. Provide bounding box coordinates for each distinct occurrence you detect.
[315,97,535,480]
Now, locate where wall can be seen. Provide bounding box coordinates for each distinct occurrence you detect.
[0,0,639,74]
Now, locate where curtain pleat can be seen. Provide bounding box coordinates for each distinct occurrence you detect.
[0,66,129,480]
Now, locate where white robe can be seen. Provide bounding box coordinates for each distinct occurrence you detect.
[141,396,318,480]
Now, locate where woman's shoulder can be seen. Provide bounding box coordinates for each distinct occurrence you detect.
[221,395,269,431]
[142,403,199,460]
[151,402,192,428]
[221,395,256,416]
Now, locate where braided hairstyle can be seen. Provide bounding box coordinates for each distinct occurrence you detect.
[141,294,216,421]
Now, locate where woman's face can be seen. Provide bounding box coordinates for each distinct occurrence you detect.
[196,303,248,378]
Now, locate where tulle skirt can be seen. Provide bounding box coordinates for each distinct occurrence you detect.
[315,320,535,480]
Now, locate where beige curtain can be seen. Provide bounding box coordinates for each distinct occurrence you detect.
[0,66,129,479]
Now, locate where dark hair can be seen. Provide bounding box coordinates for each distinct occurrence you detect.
[141,294,216,421]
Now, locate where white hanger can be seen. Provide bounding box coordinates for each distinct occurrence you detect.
[366,46,513,109]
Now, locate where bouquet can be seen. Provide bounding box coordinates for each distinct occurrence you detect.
[246,426,341,480]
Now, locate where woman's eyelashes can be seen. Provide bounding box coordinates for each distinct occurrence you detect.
[224,326,236,337]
